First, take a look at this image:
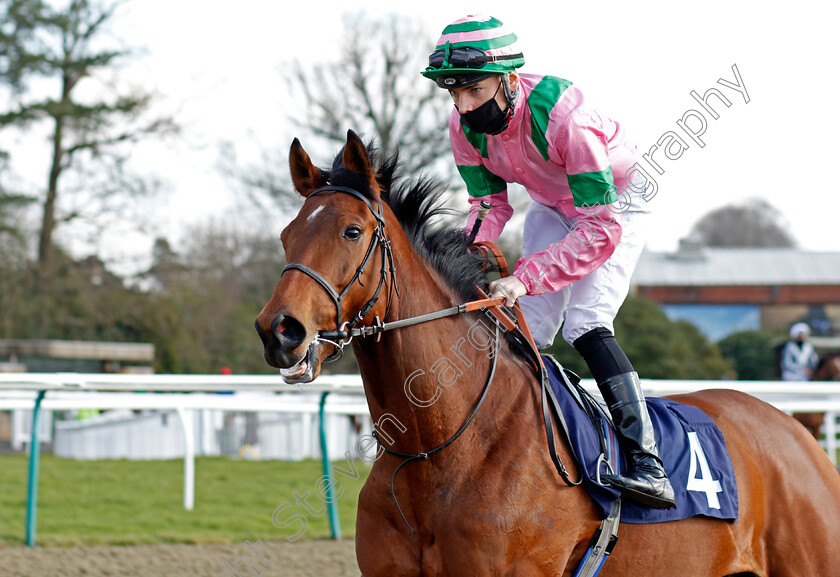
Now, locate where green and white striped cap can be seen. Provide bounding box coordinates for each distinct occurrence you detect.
[421,14,524,86]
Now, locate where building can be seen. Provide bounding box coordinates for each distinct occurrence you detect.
[0,339,156,452]
[0,339,155,373]
[631,240,840,343]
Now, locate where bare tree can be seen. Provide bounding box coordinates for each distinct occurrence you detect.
[688,198,796,247]
[221,12,453,213]
[293,13,450,171]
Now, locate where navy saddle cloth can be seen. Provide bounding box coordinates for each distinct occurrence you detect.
[543,356,739,524]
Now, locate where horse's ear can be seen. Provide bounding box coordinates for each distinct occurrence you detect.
[289,138,328,197]
[342,130,380,199]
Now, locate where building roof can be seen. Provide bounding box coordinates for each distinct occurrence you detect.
[632,243,840,286]
[0,340,154,362]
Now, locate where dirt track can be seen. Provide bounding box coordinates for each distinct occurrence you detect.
[1,540,359,577]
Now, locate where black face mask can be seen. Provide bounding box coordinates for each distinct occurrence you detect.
[458,80,513,135]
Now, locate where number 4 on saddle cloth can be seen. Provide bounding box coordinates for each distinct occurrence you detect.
[542,355,739,523]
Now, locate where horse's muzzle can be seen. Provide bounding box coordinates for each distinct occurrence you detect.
[254,313,308,369]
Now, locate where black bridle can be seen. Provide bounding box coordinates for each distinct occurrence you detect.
[280,185,398,362]
[280,183,582,543]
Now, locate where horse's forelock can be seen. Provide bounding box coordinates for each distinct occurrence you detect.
[324,139,489,303]
[317,137,526,358]
[325,142,393,202]
[328,166,375,196]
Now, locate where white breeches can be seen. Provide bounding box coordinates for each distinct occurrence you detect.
[518,203,649,349]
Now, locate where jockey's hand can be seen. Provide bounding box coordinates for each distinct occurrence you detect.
[489,275,527,307]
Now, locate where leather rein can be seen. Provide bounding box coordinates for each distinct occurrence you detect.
[280,184,583,540]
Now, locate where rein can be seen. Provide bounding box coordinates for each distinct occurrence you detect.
[283,184,583,541]
[319,297,515,340]
[282,187,514,358]
[373,322,501,543]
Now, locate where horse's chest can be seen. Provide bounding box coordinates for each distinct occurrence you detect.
[357,448,582,575]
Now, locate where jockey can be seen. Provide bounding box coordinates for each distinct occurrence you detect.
[781,322,818,381]
[421,14,675,509]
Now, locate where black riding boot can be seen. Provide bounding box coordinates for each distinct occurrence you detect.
[598,372,676,509]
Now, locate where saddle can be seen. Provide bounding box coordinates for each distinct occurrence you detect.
[471,241,739,525]
[542,356,739,524]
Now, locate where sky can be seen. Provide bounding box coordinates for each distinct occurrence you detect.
[6,0,839,273]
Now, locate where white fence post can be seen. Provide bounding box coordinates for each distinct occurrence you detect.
[176,407,195,511]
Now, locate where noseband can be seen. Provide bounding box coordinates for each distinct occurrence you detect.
[278,184,585,545]
[281,185,398,362]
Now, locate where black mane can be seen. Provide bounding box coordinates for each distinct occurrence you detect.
[326,143,491,302]
[324,141,531,361]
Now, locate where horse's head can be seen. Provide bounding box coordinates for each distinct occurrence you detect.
[255,130,394,384]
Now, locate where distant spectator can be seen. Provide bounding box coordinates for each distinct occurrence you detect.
[781,322,818,381]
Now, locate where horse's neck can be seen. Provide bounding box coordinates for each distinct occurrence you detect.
[352,254,530,454]
[816,356,840,380]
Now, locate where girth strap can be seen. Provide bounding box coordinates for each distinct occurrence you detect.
[573,499,622,577]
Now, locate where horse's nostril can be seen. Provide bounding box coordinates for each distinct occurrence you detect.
[255,320,269,345]
[272,314,306,349]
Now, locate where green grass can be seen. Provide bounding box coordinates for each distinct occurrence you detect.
[0,455,371,546]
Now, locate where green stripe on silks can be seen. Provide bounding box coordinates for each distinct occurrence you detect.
[457,164,507,198]
[461,123,490,159]
[445,33,519,51]
[567,166,618,207]
[528,76,573,162]
[442,17,505,34]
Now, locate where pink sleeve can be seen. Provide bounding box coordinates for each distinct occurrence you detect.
[513,206,622,295]
[560,108,619,207]
[562,108,612,176]
[464,191,514,242]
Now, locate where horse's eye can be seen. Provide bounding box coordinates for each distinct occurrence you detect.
[343,226,362,241]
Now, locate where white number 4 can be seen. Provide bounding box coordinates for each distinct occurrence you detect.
[686,431,723,509]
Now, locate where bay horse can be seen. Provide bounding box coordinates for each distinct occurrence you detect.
[256,131,840,576]
[795,353,840,438]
